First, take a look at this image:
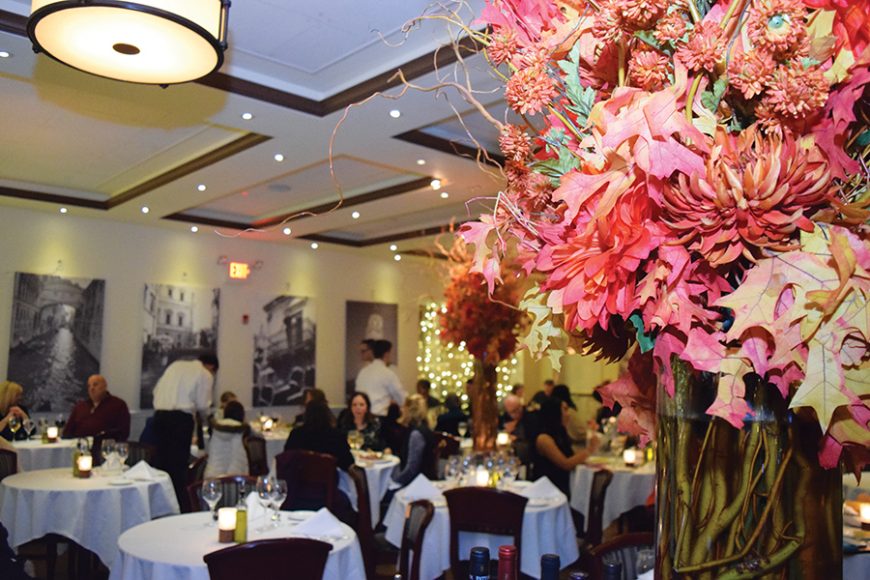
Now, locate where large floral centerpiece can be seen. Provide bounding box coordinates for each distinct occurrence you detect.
[447,0,869,576]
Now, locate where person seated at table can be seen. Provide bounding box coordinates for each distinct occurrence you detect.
[204,401,250,478]
[206,390,238,437]
[391,394,436,487]
[0,381,29,442]
[501,394,537,465]
[435,393,467,437]
[62,375,131,441]
[284,399,353,470]
[293,388,327,427]
[533,397,600,497]
[550,384,586,444]
[337,391,386,452]
[379,401,407,455]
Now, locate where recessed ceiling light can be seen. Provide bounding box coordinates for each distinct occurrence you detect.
[389,109,401,119]
[0,51,11,58]
[440,191,450,199]
[190,226,199,233]
[282,227,292,236]
[141,206,150,214]
[394,254,402,261]
[430,179,442,190]
[274,153,285,162]
[351,211,360,219]
[241,112,253,120]
[197,184,207,192]
[416,159,426,166]
[310,242,319,250]
[389,244,398,252]
[59,207,68,214]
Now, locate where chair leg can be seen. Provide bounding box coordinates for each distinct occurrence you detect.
[46,537,57,580]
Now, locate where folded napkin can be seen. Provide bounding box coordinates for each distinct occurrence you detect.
[518,477,563,500]
[245,492,269,520]
[293,507,344,538]
[638,570,655,580]
[122,460,160,481]
[401,474,443,501]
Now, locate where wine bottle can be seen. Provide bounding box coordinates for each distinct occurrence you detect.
[540,553,560,580]
[468,546,490,580]
[569,573,590,580]
[603,561,623,580]
[233,488,248,543]
[496,545,518,580]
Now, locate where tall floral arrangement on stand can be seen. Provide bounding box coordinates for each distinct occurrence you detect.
[429,0,870,576]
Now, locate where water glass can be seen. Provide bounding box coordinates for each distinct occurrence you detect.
[116,442,129,467]
[458,422,468,438]
[201,480,223,524]
[256,475,275,531]
[8,416,21,435]
[270,479,288,526]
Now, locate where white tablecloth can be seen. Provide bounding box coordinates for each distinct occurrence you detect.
[11,439,76,471]
[0,467,179,569]
[109,511,366,580]
[339,454,400,527]
[383,482,579,579]
[570,461,656,532]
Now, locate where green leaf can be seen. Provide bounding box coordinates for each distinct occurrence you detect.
[700,75,728,113]
[695,0,714,18]
[629,312,655,353]
[801,57,821,69]
[557,42,596,127]
[634,30,662,51]
[855,130,870,147]
[532,146,581,178]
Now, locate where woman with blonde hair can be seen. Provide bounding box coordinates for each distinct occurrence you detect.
[390,394,435,486]
[0,381,28,441]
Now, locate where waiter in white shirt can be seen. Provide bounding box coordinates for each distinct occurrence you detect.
[152,354,218,504]
[355,340,406,417]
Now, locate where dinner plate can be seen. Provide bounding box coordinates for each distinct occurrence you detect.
[108,479,134,486]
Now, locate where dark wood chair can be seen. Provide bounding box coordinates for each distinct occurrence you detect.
[0,448,17,481]
[187,475,257,512]
[347,465,376,579]
[243,435,269,476]
[399,500,435,580]
[585,469,614,546]
[274,450,337,512]
[183,455,209,512]
[125,441,157,466]
[203,538,332,580]
[589,532,654,580]
[444,487,528,578]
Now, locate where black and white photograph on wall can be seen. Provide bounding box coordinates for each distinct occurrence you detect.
[8,272,105,412]
[252,295,316,407]
[345,300,398,398]
[140,284,220,408]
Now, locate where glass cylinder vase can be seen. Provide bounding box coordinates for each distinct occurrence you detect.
[655,360,842,579]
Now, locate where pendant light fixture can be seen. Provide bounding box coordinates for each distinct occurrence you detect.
[27,0,231,85]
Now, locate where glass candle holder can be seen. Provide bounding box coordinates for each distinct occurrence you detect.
[218,507,237,543]
[46,426,59,442]
[76,454,92,478]
[860,503,870,531]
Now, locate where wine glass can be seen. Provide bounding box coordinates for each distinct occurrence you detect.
[457,422,468,438]
[256,475,275,531]
[101,439,116,469]
[201,480,222,525]
[8,416,21,436]
[116,442,129,468]
[444,456,460,485]
[270,480,288,526]
[22,418,35,439]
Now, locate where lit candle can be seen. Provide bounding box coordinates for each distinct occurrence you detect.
[263,418,274,431]
[623,448,638,466]
[76,454,92,478]
[218,507,237,543]
[475,466,489,487]
[46,426,59,442]
[496,432,510,447]
[860,503,870,531]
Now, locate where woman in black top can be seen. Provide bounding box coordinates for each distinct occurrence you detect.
[284,400,354,470]
[533,397,599,496]
[337,391,386,451]
[0,381,28,442]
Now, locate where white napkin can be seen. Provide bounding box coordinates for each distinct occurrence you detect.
[518,477,563,500]
[122,460,160,481]
[401,474,443,501]
[638,570,654,580]
[245,492,269,520]
[293,507,345,538]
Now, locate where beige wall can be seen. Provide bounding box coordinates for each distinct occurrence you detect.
[0,206,441,414]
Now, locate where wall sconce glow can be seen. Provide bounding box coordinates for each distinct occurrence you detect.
[190,226,199,233]
[389,109,401,118]
[351,211,360,219]
[27,0,231,85]
[140,206,150,214]
[394,254,402,262]
[228,261,251,280]
[416,159,426,166]
[440,191,449,199]
[282,227,292,236]
[430,179,442,190]
[241,112,253,120]
[389,244,398,252]
[59,207,68,214]
[273,153,284,162]
[0,51,10,58]
[197,184,207,192]
[310,242,319,250]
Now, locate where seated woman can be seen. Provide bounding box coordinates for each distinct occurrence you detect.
[292,388,327,427]
[391,394,435,487]
[533,397,599,496]
[204,401,250,478]
[283,400,353,470]
[434,393,467,437]
[0,382,28,442]
[337,391,386,451]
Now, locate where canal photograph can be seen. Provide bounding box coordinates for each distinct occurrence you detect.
[8,272,105,413]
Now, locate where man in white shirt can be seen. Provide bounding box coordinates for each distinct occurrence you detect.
[355,340,405,416]
[151,354,218,504]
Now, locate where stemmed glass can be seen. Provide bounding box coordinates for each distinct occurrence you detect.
[256,475,275,531]
[22,418,35,439]
[201,479,222,525]
[8,416,21,437]
[457,422,468,438]
[101,439,116,469]
[116,442,129,468]
[270,480,288,527]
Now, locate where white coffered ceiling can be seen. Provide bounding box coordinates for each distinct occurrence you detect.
[0,0,508,255]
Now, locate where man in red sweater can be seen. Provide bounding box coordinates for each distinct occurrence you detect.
[63,375,131,441]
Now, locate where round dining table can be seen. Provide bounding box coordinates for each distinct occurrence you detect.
[0,467,179,570]
[383,480,579,579]
[11,438,77,471]
[339,452,401,527]
[570,458,656,533]
[109,510,366,580]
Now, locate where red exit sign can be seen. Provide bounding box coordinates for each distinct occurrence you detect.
[228,261,251,280]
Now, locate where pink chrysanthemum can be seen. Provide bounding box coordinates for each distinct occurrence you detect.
[487,30,520,66]
[758,61,828,124]
[505,66,558,115]
[516,46,550,70]
[593,1,628,45]
[676,20,726,72]
[728,50,776,99]
[628,48,671,91]
[653,10,690,45]
[499,124,532,162]
[619,0,668,30]
[746,0,807,57]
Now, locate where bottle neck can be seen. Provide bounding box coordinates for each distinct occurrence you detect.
[497,553,518,580]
